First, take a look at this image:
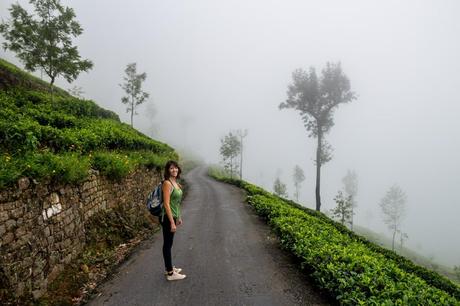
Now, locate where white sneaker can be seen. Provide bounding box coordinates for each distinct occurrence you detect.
[166,271,186,281]
[164,267,182,275]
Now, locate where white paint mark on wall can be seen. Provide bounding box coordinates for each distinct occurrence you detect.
[42,193,63,220]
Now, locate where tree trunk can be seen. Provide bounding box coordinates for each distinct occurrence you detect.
[295,183,299,202]
[392,230,396,251]
[49,76,55,102]
[240,137,243,180]
[130,98,134,127]
[315,132,322,211]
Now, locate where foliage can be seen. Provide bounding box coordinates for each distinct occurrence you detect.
[91,152,135,181]
[293,165,305,202]
[279,62,356,212]
[219,132,241,179]
[330,190,353,226]
[120,63,149,127]
[0,0,93,89]
[273,177,288,198]
[208,168,460,303]
[380,184,406,251]
[0,58,177,189]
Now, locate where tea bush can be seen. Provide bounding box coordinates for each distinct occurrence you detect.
[209,168,460,305]
[0,59,177,188]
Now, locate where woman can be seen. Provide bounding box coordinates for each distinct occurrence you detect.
[161,160,186,281]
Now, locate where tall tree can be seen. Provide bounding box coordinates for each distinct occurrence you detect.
[293,165,305,202]
[330,190,353,226]
[342,170,358,230]
[379,184,406,251]
[120,63,149,128]
[273,177,288,198]
[219,132,241,179]
[0,0,93,96]
[236,129,248,180]
[279,62,356,211]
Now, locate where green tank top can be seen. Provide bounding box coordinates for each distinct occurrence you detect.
[165,182,182,219]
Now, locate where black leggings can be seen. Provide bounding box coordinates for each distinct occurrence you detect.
[161,217,176,272]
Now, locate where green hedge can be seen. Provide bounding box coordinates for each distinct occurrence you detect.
[0,61,178,189]
[0,150,173,188]
[0,90,171,155]
[209,169,460,305]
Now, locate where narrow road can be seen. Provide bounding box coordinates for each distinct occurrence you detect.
[87,166,332,306]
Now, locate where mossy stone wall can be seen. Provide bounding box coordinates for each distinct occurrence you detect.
[0,168,159,300]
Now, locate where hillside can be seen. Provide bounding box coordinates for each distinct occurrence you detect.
[0,58,176,188]
[353,225,460,284]
[210,168,460,304]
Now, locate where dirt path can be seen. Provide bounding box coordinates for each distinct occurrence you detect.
[86,166,333,306]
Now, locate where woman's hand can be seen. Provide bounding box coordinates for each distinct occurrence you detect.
[171,222,177,233]
[177,218,183,226]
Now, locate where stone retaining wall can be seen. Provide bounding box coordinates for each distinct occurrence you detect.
[0,168,160,299]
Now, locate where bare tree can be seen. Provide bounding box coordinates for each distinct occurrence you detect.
[279,62,357,211]
[379,184,406,251]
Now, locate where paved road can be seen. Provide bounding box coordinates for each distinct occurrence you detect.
[86,166,332,306]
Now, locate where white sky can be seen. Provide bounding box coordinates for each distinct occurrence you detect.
[1,0,459,266]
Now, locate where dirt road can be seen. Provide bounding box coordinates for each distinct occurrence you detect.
[86,166,332,306]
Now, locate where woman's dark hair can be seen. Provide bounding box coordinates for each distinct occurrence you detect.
[164,160,182,180]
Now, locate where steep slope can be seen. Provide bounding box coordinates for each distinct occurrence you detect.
[0,58,176,188]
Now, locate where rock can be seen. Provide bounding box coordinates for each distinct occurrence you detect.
[18,177,30,190]
[81,264,89,274]
[49,193,60,205]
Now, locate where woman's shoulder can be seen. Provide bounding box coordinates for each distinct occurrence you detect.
[162,180,173,190]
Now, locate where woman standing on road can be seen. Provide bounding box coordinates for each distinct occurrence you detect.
[161,160,186,281]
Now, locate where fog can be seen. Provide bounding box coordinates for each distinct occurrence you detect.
[1,0,459,266]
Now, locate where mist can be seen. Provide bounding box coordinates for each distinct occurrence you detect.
[1,0,459,266]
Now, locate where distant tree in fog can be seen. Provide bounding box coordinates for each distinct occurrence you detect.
[379,185,406,251]
[279,62,356,211]
[68,86,84,99]
[330,190,353,226]
[145,102,159,138]
[273,177,288,198]
[120,63,149,128]
[219,132,241,179]
[236,129,248,180]
[342,170,358,230]
[454,266,460,281]
[397,230,408,252]
[293,165,305,202]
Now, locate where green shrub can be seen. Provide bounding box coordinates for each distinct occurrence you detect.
[0,58,178,189]
[91,152,135,180]
[209,170,460,305]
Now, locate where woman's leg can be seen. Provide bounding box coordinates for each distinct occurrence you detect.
[161,218,175,272]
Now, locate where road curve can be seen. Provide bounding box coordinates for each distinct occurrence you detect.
[86,166,332,306]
